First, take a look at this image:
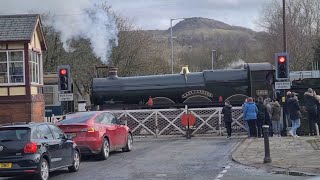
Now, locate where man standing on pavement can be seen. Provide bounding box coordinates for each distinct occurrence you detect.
[256,97,266,138]
[287,93,301,138]
[222,100,233,139]
[304,88,318,136]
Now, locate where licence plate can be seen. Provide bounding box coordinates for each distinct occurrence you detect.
[0,163,12,168]
[67,133,77,138]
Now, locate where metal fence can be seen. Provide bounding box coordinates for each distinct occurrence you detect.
[108,106,247,137]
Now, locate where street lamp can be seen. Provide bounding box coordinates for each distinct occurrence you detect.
[211,50,216,70]
[170,18,188,74]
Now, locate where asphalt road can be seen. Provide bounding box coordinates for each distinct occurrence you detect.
[2,136,311,180]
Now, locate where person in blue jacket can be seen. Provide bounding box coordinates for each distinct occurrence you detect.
[243,97,258,137]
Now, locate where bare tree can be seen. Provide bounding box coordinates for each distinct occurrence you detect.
[258,0,320,70]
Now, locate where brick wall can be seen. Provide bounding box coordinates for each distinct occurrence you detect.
[0,103,31,124]
[0,94,45,124]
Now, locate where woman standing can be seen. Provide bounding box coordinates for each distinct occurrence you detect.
[271,100,281,137]
[287,94,301,138]
[243,97,258,137]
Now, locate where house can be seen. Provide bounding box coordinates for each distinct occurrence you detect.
[0,14,47,123]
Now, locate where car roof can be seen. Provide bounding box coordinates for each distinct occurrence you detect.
[0,122,54,128]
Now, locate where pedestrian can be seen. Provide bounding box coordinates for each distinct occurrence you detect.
[264,98,273,136]
[271,100,281,137]
[315,95,320,129]
[256,97,266,138]
[243,97,258,137]
[242,98,250,136]
[304,88,318,136]
[222,100,233,139]
[287,93,301,138]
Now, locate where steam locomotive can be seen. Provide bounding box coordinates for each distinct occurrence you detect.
[91,63,275,109]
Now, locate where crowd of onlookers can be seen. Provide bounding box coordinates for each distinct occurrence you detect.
[221,88,320,138]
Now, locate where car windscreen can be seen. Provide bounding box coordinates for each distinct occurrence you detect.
[59,112,97,124]
[0,128,30,141]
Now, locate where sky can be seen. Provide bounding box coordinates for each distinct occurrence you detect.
[0,0,272,31]
[108,0,271,31]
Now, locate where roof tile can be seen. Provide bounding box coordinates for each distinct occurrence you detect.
[0,14,39,42]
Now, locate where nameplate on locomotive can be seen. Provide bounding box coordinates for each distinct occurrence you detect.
[182,90,213,99]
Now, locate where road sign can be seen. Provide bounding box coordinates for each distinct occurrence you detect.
[275,81,291,90]
[59,93,74,101]
[181,113,196,127]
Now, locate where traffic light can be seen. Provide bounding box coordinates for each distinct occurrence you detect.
[58,65,71,92]
[275,53,289,80]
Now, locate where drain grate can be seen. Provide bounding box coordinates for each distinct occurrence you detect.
[307,139,320,150]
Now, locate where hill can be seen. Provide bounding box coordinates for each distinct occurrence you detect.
[143,17,267,70]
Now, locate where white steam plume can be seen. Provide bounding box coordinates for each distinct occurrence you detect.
[225,59,246,69]
[0,0,118,64]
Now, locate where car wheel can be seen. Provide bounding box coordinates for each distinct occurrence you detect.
[122,133,133,152]
[99,138,110,160]
[68,150,80,172]
[35,158,49,180]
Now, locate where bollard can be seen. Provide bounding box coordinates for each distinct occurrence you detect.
[263,125,272,163]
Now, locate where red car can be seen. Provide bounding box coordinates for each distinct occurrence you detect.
[57,111,132,160]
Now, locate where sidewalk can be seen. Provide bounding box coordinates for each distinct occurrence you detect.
[232,136,320,175]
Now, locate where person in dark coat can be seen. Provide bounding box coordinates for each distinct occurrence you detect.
[243,97,258,137]
[304,88,318,135]
[255,97,266,138]
[287,94,301,138]
[222,100,233,139]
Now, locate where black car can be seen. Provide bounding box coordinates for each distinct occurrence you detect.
[0,122,80,180]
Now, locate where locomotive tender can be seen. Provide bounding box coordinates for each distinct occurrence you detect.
[92,63,275,109]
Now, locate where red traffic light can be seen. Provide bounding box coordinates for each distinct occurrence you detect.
[60,69,67,76]
[278,56,286,63]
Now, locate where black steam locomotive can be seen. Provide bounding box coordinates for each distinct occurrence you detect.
[92,63,275,109]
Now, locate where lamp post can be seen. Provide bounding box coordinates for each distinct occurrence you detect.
[211,50,216,70]
[170,18,188,74]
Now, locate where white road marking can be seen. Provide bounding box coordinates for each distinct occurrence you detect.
[221,170,227,173]
[215,164,232,179]
[217,174,224,178]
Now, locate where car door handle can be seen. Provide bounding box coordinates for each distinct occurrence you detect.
[43,143,49,147]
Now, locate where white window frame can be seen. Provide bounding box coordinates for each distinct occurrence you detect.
[0,50,25,86]
[30,51,43,85]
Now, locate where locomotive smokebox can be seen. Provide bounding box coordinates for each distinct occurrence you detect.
[108,67,118,79]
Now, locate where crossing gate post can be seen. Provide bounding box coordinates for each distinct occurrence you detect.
[155,110,158,138]
[219,110,222,136]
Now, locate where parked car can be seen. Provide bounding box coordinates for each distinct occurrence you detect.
[57,111,133,160]
[0,122,80,180]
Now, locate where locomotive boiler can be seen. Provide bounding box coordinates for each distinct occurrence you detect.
[92,63,275,109]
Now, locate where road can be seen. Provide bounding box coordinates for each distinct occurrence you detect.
[3,137,310,180]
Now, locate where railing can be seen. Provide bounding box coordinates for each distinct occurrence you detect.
[108,106,247,137]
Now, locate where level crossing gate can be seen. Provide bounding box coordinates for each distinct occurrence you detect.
[108,106,247,137]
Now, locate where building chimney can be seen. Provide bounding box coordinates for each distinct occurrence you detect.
[108,67,118,79]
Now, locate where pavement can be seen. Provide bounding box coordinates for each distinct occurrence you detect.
[232,135,320,176]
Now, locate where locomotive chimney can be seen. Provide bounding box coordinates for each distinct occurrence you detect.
[108,67,118,79]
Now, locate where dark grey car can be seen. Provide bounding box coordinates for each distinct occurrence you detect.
[0,122,80,180]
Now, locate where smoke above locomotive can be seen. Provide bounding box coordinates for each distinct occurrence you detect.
[92,63,275,109]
